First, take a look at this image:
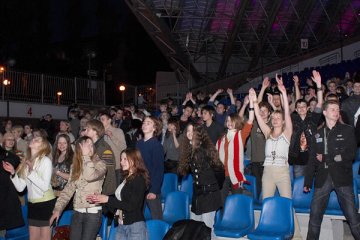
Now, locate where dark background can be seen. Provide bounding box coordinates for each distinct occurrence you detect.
[0,0,171,105]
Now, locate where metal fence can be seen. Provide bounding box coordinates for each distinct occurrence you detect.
[0,71,105,106]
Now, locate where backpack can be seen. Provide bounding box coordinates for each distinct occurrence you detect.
[52,225,70,240]
[163,219,211,240]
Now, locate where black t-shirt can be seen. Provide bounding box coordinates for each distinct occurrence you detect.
[205,121,224,145]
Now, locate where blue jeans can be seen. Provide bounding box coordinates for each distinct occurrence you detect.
[117,221,148,240]
[307,175,360,240]
[70,211,102,240]
[293,165,306,178]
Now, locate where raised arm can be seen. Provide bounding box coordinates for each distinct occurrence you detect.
[258,77,270,102]
[276,74,292,140]
[293,75,301,101]
[238,95,249,119]
[312,70,323,108]
[182,92,191,107]
[208,89,223,103]
[267,93,277,111]
[247,94,254,124]
[188,92,196,105]
[227,88,235,105]
[250,88,271,138]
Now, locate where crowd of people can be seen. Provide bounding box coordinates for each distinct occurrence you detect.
[0,69,360,240]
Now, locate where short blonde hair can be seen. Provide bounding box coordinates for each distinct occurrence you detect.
[12,125,24,135]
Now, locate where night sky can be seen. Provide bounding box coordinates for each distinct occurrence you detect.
[0,0,171,105]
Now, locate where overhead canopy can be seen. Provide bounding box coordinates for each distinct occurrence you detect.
[125,0,360,88]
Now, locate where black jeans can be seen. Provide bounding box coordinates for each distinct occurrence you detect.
[70,211,102,240]
[249,162,264,198]
[220,176,252,205]
[307,175,360,240]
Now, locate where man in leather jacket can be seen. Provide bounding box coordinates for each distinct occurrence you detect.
[304,100,360,239]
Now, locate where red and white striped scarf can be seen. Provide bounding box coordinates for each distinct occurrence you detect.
[217,130,245,187]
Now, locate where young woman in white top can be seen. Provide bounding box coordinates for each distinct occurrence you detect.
[3,136,55,240]
[250,76,302,239]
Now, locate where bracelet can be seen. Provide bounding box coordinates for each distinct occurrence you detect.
[253,100,258,103]
[248,107,254,111]
[317,87,322,91]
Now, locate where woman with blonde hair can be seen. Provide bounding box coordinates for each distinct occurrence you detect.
[1,132,16,153]
[49,136,106,240]
[251,75,302,239]
[3,136,55,240]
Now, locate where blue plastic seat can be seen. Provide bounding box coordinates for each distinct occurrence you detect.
[146,219,170,240]
[292,176,313,213]
[57,210,73,226]
[98,215,108,240]
[180,174,193,201]
[163,191,190,225]
[108,220,117,240]
[254,188,280,211]
[325,179,359,216]
[244,174,257,201]
[214,194,254,238]
[4,205,29,240]
[247,197,294,240]
[353,162,360,192]
[161,173,179,202]
[244,159,251,168]
[144,204,152,220]
[289,165,294,184]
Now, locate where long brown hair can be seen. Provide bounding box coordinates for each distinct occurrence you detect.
[178,123,223,176]
[71,136,94,181]
[121,148,150,188]
[17,136,51,178]
[52,134,74,166]
[226,113,244,131]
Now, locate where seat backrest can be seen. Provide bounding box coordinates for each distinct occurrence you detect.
[161,173,179,201]
[257,197,294,235]
[244,174,257,201]
[144,204,152,220]
[289,165,294,183]
[292,176,313,213]
[108,220,117,240]
[58,210,73,226]
[163,191,190,225]
[180,174,193,201]
[356,148,360,162]
[353,162,360,190]
[217,194,254,230]
[98,214,107,240]
[146,220,170,240]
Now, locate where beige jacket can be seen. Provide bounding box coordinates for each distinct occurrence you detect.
[53,155,107,214]
[104,125,127,171]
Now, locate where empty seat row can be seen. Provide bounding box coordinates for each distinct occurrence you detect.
[214,195,294,239]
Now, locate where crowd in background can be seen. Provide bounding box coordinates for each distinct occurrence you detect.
[0,69,360,240]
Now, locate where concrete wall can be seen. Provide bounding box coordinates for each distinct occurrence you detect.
[0,101,68,120]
